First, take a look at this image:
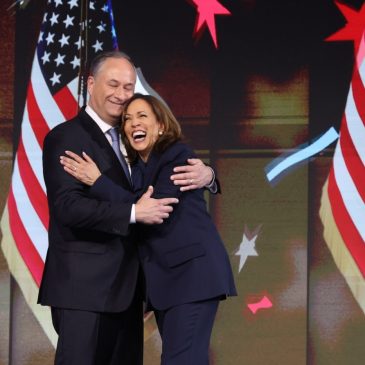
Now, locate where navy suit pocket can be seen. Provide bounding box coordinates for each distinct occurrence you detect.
[165,243,206,268]
[54,240,107,254]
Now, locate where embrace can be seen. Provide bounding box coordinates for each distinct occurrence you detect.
[38,51,236,365]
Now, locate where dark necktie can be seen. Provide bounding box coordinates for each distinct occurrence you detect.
[107,127,131,185]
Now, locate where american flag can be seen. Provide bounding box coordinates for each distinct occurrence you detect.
[0,0,118,344]
[320,1,365,314]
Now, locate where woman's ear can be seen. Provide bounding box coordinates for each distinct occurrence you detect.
[158,122,165,135]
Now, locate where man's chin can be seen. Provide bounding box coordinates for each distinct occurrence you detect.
[108,108,124,120]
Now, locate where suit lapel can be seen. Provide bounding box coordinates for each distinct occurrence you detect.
[78,109,131,187]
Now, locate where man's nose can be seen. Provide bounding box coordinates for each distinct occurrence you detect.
[114,86,129,100]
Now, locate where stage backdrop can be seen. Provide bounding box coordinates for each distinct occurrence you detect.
[0,0,365,364]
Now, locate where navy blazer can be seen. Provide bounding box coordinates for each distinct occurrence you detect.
[91,142,237,310]
[38,109,140,313]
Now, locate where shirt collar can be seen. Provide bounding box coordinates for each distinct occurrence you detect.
[85,105,114,134]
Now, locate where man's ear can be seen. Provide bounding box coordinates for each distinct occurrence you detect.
[87,76,94,95]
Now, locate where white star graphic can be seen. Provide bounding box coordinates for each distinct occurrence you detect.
[68,0,78,9]
[50,72,61,86]
[58,34,70,47]
[235,233,258,273]
[41,51,51,64]
[50,12,59,26]
[70,55,80,69]
[97,21,106,33]
[43,12,48,23]
[89,1,95,10]
[102,4,108,12]
[54,53,65,66]
[54,0,63,7]
[92,40,103,52]
[74,36,81,50]
[45,32,55,45]
[63,14,74,28]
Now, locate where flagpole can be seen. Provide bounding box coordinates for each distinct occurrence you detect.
[77,0,89,109]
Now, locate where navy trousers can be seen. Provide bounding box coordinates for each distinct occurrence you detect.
[154,299,219,365]
[51,298,143,365]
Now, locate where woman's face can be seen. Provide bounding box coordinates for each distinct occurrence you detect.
[123,98,163,161]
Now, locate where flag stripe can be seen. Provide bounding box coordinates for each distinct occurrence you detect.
[320,180,365,313]
[359,59,365,88]
[340,116,365,202]
[53,85,79,121]
[345,87,365,166]
[333,141,365,242]
[352,65,365,125]
[27,83,50,148]
[17,138,49,229]
[12,160,48,260]
[328,168,365,277]
[7,186,44,286]
[21,111,46,191]
[68,78,81,100]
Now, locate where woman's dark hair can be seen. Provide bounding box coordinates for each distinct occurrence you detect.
[121,93,182,163]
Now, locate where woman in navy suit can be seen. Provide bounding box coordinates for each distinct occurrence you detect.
[62,94,236,364]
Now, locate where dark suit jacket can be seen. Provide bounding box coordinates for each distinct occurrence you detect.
[90,142,237,310]
[38,109,140,312]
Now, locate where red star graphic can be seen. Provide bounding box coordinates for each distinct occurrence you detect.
[327,1,365,66]
[189,0,231,48]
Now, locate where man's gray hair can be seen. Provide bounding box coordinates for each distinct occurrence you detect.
[89,51,135,77]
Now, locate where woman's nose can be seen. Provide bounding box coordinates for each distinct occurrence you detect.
[131,118,140,127]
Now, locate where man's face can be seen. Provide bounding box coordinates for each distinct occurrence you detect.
[87,57,136,126]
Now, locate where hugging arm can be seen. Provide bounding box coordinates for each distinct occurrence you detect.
[60,151,178,225]
[151,145,206,199]
[60,150,135,203]
[170,158,221,193]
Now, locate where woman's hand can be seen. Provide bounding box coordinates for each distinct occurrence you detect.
[60,151,101,186]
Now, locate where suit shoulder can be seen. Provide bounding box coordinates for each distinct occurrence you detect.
[163,142,196,161]
[45,115,82,141]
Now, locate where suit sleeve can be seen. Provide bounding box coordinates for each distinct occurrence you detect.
[89,174,136,203]
[152,144,198,199]
[89,145,198,202]
[43,128,132,236]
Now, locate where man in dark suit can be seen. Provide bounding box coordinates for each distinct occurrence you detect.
[39,51,217,365]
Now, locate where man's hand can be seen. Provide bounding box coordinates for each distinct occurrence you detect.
[170,158,213,192]
[135,186,179,224]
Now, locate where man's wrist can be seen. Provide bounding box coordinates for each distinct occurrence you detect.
[205,167,218,193]
[205,167,215,188]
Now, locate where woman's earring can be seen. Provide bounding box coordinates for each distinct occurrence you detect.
[158,130,164,136]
